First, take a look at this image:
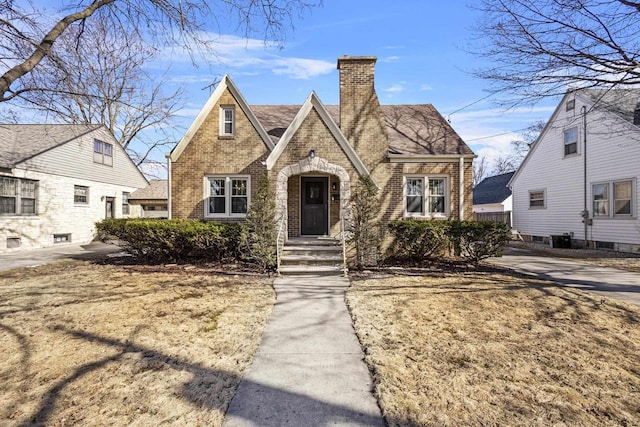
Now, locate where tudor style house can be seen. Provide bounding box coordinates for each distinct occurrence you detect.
[509,88,640,252]
[0,124,148,252]
[169,56,474,247]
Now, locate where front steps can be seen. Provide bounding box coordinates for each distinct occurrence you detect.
[278,237,346,276]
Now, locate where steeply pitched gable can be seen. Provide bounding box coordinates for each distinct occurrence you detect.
[170,75,275,162]
[264,92,371,177]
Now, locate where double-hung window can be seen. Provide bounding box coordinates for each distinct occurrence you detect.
[0,176,38,215]
[529,190,546,209]
[563,127,578,156]
[206,176,249,217]
[74,185,89,205]
[94,139,113,166]
[220,106,235,136]
[404,176,448,217]
[593,180,634,218]
[122,192,130,215]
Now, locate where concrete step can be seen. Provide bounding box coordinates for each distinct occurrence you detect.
[278,265,345,276]
[280,254,343,265]
[285,237,340,246]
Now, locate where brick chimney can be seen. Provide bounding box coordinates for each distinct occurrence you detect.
[337,55,388,172]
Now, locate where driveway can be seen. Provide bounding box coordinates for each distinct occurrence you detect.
[488,247,640,306]
[0,242,121,271]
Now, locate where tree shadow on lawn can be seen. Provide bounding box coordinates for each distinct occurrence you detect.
[11,326,393,427]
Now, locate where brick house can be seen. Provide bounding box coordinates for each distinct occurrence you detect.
[168,56,475,245]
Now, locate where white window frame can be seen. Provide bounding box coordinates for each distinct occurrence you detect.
[220,106,235,136]
[565,99,575,111]
[592,179,635,219]
[403,175,450,218]
[74,185,89,205]
[204,175,250,218]
[122,192,130,216]
[0,176,38,216]
[528,189,546,209]
[563,126,579,157]
[93,139,113,166]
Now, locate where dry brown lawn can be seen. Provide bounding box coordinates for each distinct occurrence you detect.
[347,271,640,427]
[0,260,274,426]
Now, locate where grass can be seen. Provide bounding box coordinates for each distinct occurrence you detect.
[0,260,275,426]
[346,270,640,427]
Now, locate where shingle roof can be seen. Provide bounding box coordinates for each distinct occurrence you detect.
[582,89,640,125]
[129,179,168,201]
[473,172,514,205]
[0,124,102,168]
[250,104,473,156]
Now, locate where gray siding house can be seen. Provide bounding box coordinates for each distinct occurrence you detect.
[0,124,148,252]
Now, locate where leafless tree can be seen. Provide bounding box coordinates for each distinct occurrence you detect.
[0,0,316,103]
[471,0,640,106]
[507,120,545,166]
[18,19,181,168]
[473,156,489,187]
[490,155,517,175]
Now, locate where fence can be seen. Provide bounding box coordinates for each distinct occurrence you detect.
[474,211,511,225]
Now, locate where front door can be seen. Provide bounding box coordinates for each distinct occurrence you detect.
[301,177,328,235]
[105,197,115,219]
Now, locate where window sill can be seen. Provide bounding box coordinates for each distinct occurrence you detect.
[563,153,579,159]
[528,207,546,210]
[74,204,90,207]
[593,215,636,220]
[218,135,235,140]
[0,214,40,218]
[403,214,449,220]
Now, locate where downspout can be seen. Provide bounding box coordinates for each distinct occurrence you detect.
[582,106,588,249]
[165,152,172,219]
[459,157,464,220]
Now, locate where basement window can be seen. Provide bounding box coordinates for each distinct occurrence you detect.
[54,234,71,244]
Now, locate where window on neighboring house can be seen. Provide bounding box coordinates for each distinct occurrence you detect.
[593,180,634,217]
[404,176,449,217]
[529,190,546,208]
[122,192,130,215]
[566,99,575,111]
[220,106,235,136]
[74,185,89,205]
[563,127,578,156]
[592,183,609,216]
[0,176,38,215]
[206,176,249,217]
[93,139,113,166]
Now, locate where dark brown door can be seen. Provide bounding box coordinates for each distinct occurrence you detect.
[301,177,328,235]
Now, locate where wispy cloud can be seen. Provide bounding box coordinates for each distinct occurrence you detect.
[419,84,432,91]
[380,56,401,63]
[157,34,334,80]
[384,82,406,93]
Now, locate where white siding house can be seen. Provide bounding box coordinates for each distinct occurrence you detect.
[509,89,640,252]
[0,124,148,252]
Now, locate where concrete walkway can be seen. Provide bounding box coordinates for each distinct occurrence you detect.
[0,242,121,272]
[488,247,640,306]
[223,276,384,427]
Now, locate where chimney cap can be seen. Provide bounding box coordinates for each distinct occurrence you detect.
[337,55,377,69]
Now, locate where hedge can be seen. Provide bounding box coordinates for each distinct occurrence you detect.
[96,218,244,263]
[387,219,510,264]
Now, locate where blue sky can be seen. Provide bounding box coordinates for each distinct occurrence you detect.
[28,1,560,176]
[149,1,558,172]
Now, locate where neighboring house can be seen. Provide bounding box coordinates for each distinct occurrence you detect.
[168,56,475,246]
[0,124,148,252]
[509,89,640,252]
[473,172,514,225]
[128,179,168,218]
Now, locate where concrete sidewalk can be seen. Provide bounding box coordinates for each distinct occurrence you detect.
[223,276,384,427]
[488,247,640,306]
[0,242,121,271]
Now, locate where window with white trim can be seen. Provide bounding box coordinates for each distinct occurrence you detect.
[0,176,38,215]
[74,185,89,205]
[122,192,130,215]
[404,176,449,217]
[593,180,634,217]
[529,190,545,209]
[565,99,575,111]
[206,176,249,217]
[563,127,578,156]
[220,106,235,136]
[93,139,113,166]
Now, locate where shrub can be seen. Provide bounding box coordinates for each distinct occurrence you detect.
[242,173,277,271]
[96,218,243,263]
[449,220,511,264]
[387,220,450,259]
[348,175,383,267]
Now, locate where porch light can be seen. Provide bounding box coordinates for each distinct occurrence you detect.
[309,149,315,159]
